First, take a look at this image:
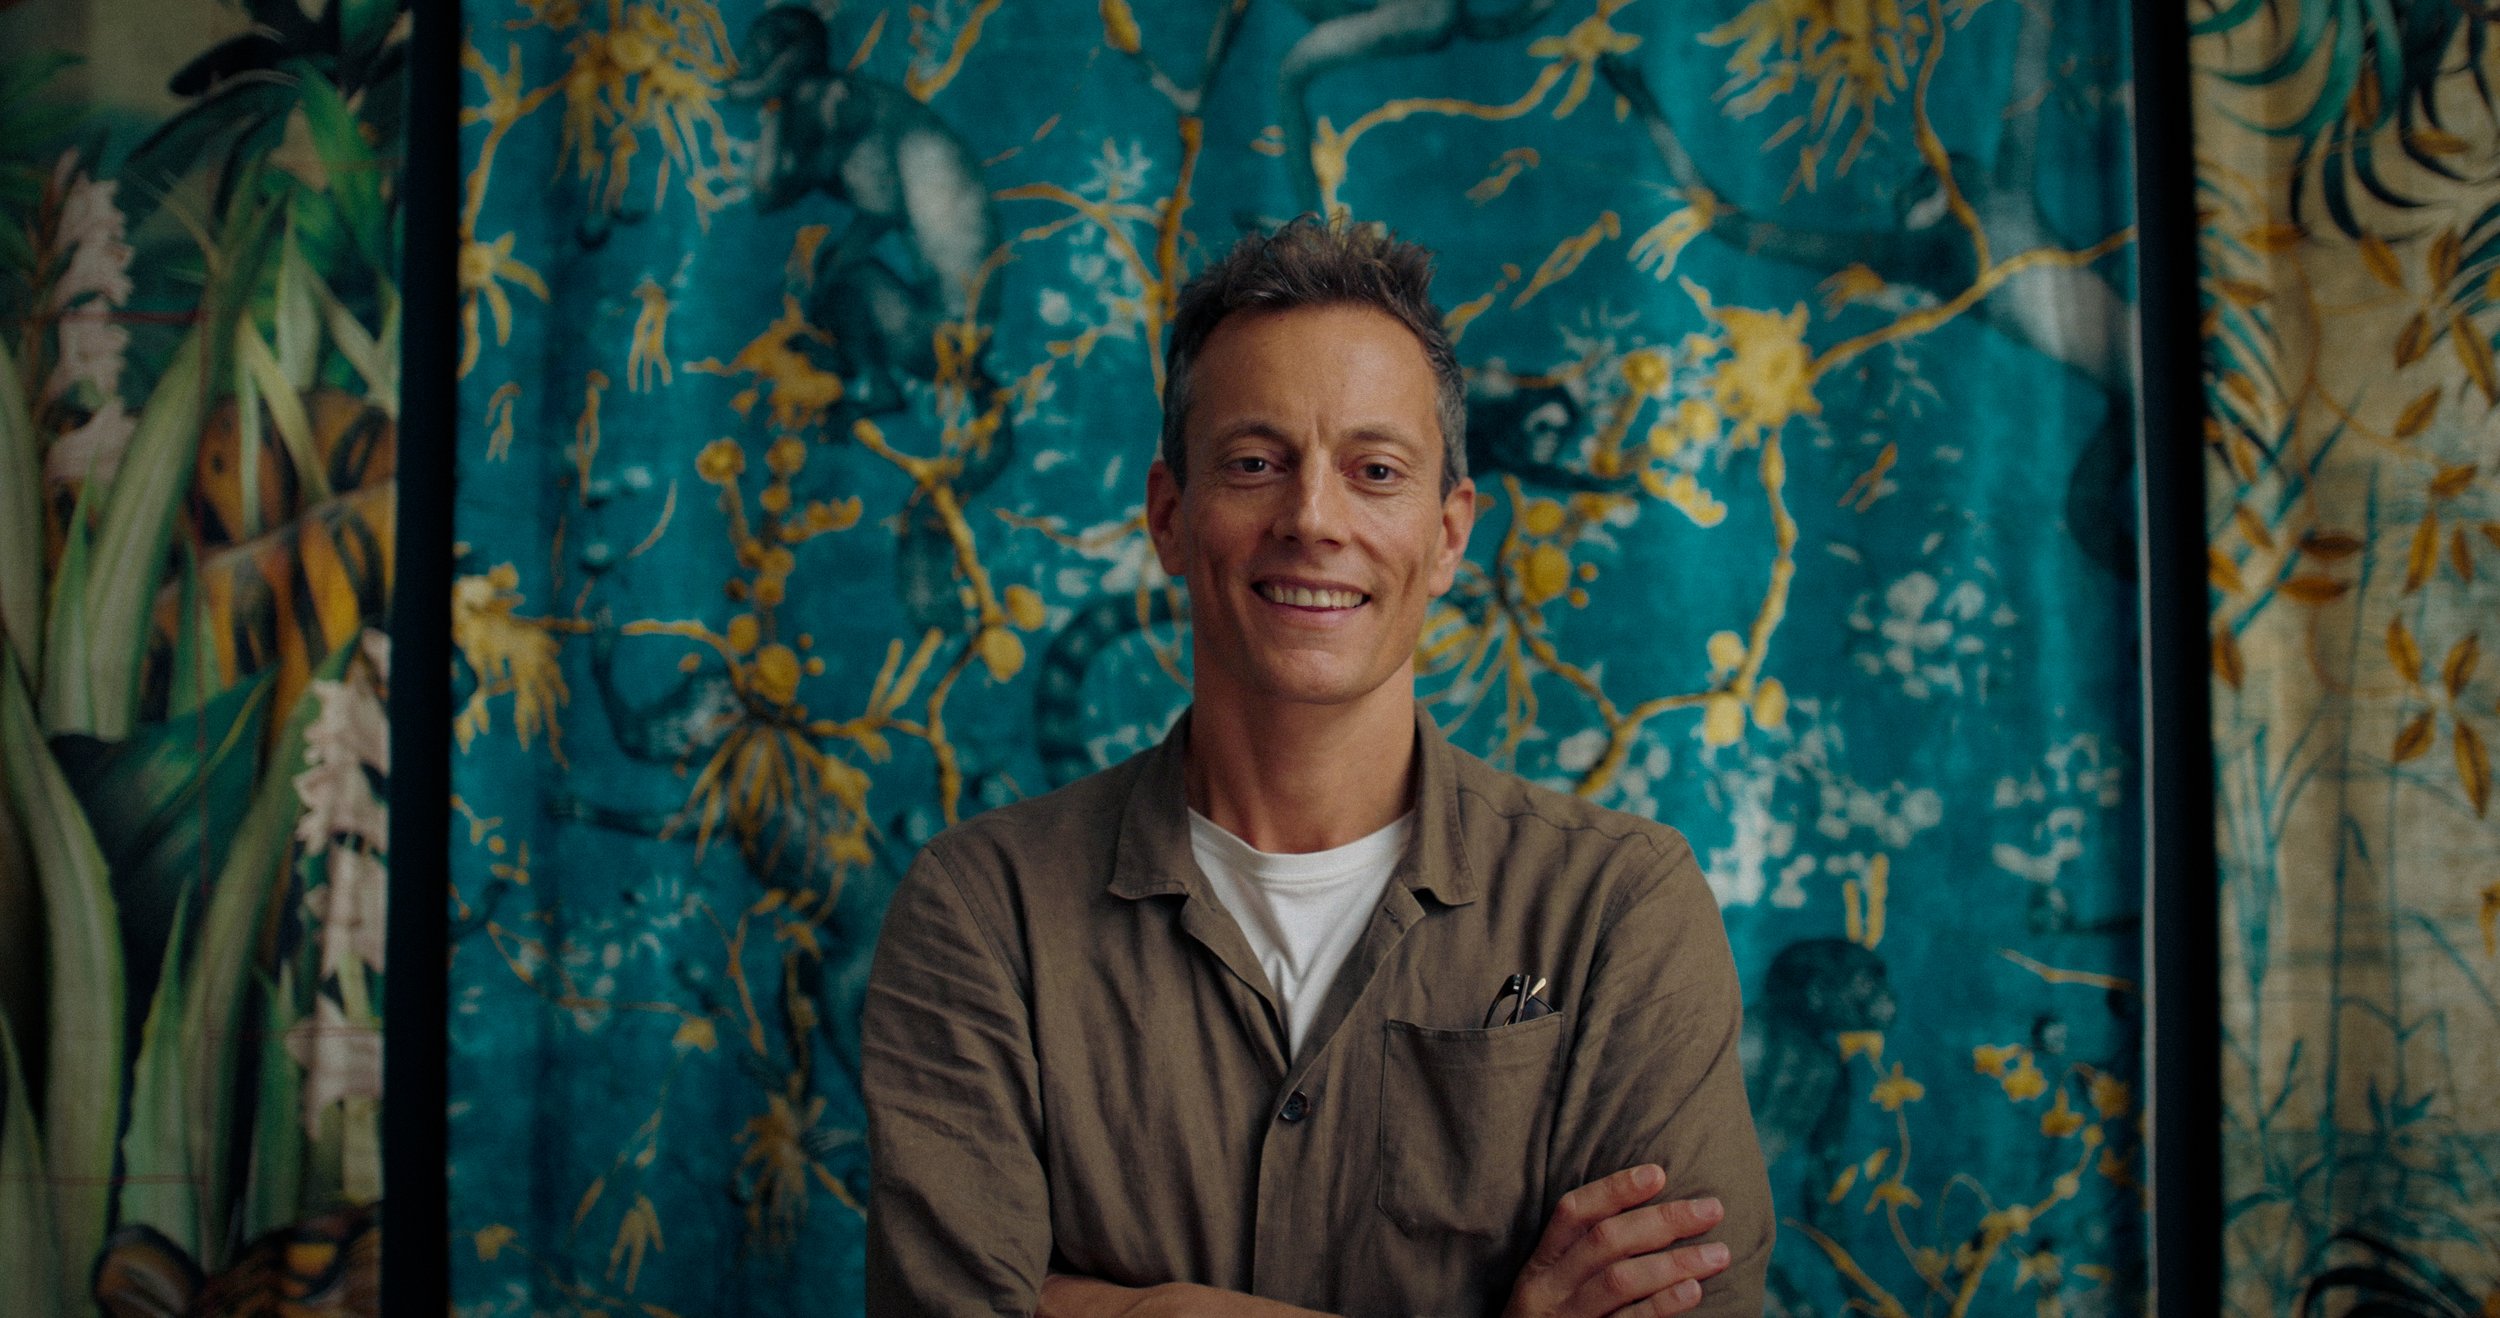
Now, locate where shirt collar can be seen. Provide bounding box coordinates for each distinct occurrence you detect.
[1107,702,1479,908]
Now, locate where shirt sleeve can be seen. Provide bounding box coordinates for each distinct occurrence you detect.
[862,838,1052,1316]
[1542,831,1773,1315]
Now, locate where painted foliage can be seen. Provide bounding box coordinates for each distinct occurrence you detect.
[2192,0,2500,1311]
[0,0,403,1313]
[449,1,2148,1313]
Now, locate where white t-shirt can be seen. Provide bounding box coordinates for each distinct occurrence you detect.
[1188,808,1413,1058]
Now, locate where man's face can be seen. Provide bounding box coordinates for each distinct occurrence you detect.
[1147,303,1476,712]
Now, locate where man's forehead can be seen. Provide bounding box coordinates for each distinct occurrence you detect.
[1187,308,1439,429]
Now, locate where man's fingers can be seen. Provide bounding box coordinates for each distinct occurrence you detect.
[1530,1166,1667,1262]
[1581,1242,1730,1317]
[1608,1279,1703,1318]
[1561,1197,1725,1278]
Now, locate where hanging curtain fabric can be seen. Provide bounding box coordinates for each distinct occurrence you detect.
[0,1,406,1313]
[448,1,2151,1311]
[2192,3,2500,1311]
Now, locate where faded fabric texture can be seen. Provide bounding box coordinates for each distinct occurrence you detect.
[2192,2,2500,1312]
[448,2,2150,1313]
[0,0,402,1311]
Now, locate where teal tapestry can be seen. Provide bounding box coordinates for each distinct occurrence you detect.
[447,2,2150,1313]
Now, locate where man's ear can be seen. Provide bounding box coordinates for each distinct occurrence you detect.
[1146,458,1188,577]
[1431,476,1477,596]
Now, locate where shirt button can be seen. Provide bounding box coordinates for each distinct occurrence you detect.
[1278,1090,1310,1123]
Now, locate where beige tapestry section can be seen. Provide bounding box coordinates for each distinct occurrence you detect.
[2195,9,2500,1315]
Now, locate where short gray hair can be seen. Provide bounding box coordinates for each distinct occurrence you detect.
[1159,217,1468,495]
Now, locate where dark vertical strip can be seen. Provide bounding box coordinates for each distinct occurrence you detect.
[2129,0,2220,1312]
[384,0,458,1312]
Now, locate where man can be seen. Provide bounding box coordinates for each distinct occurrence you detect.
[862,219,1771,1316]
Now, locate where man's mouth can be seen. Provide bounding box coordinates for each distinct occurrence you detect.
[1255,581,1369,610]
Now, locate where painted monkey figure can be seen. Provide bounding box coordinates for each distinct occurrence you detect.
[730,7,1027,641]
[1741,937,1898,1318]
[1741,938,1897,1197]
[1597,1,2141,578]
[729,5,1005,418]
[1275,0,1564,211]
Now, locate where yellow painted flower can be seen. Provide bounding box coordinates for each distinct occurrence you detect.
[767,435,807,477]
[1678,397,1723,445]
[757,482,791,515]
[697,438,745,484]
[2040,1089,2084,1138]
[1520,543,1572,606]
[2090,1073,2132,1118]
[1973,1043,2024,1077]
[1709,302,1818,443]
[1751,677,1788,730]
[725,614,760,654]
[804,499,858,533]
[474,1224,518,1261]
[671,1017,717,1053]
[2001,1059,2050,1103]
[1707,630,1747,672]
[1004,584,1046,631]
[1701,691,1746,747]
[1869,1062,1925,1111]
[1520,497,1567,537]
[977,627,1026,682]
[748,644,801,706]
[1980,1204,2036,1238]
[1619,348,1669,396]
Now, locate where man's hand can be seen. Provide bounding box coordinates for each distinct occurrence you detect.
[1501,1166,1732,1318]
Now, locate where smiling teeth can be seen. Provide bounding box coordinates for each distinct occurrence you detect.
[1260,584,1366,609]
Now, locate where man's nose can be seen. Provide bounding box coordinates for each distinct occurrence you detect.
[1274,463,1350,545]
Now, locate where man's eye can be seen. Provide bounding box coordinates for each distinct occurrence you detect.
[1361,463,1399,482]
[1231,457,1271,474]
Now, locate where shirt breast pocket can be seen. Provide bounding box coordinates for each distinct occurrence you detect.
[1377,1012,1567,1240]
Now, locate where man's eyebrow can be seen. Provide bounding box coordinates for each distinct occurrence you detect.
[1198,417,1431,449]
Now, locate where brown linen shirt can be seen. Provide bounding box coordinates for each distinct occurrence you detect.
[861,704,1771,1316]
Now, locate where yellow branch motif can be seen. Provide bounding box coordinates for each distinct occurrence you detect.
[905,0,1002,102]
[1512,211,1621,309]
[1312,63,1568,219]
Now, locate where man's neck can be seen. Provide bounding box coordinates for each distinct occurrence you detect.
[1183,680,1418,855]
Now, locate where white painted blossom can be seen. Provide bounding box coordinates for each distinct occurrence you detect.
[306,846,389,977]
[1848,569,2001,699]
[45,306,130,404]
[43,397,133,484]
[284,994,382,1136]
[48,162,133,311]
[295,634,392,853]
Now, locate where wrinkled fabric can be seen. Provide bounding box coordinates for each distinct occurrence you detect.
[863,705,1771,1315]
